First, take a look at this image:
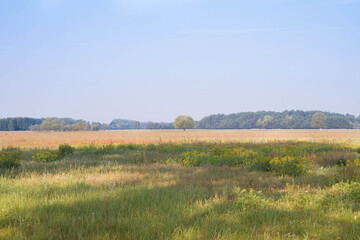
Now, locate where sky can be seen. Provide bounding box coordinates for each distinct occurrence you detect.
[1,0,359,123]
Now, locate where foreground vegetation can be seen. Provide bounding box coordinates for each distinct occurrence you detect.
[1,140,360,239]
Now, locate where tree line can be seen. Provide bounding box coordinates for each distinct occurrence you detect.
[196,110,360,129]
[109,119,174,130]
[0,111,359,131]
[0,118,44,131]
[0,117,107,131]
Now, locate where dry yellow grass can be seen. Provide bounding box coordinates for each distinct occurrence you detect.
[1,129,360,149]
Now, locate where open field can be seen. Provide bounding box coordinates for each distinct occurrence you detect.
[1,129,360,149]
[1,131,360,239]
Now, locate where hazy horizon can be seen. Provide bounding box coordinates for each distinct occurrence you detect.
[1,109,359,124]
[1,0,359,123]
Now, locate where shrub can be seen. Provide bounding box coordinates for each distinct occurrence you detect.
[210,146,227,156]
[155,144,191,153]
[270,156,308,177]
[58,144,74,158]
[117,144,137,151]
[136,151,146,164]
[83,144,116,155]
[328,159,360,184]
[281,184,315,209]
[0,147,22,169]
[170,148,243,167]
[173,151,205,166]
[232,187,267,210]
[32,150,59,162]
[246,159,271,172]
[146,144,156,151]
[98,144,114,153]
[315,151,357,167]
[347,181,360,201]
[322,181,360,207]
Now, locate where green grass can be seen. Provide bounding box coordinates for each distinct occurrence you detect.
[1,142,360,239]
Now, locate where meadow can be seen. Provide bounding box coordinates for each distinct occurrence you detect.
[1,130,360,239]
[1,129,360,148]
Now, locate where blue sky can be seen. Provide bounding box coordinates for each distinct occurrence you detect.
[1,0,359,123]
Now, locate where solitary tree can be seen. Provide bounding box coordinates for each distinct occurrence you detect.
[173,115,196,131]
[256,115,274,129]
[311,112,326,129]
[102,124,109,131]
[133,121,140,130]
[71,121,89,131]
[283,114,293,127]
[89,123,100,131]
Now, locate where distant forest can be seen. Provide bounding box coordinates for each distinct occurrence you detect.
[0,110,360,131]
[197,111,360,129]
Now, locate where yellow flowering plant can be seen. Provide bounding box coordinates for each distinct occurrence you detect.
[270,156,308,176]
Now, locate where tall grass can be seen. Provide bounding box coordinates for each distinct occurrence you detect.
[1,141,360,239]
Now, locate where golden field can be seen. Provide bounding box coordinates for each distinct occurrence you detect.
[2,130,360,239]
[1,129,360,149]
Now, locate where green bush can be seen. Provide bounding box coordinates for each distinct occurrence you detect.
[136,151,146,164]
[58,144,74,158]
[97,144,115,153]
[322,181,360,208]
[146,144,156,151]
[246,159,271,172]
[155,144,192,153]
[32,150,59,162]
[169,148,243,167]
[85,144,116,155]
[117,144,137,151]
[315,151,357,167]
[0,147,22,169]
[327,159,360,184]
[210,146,228,156]
[232,187,267,210]
[171,151,205,166]
[270,156,308,177]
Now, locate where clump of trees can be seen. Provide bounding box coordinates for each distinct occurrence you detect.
[197,110,357,129]
[0,118,43,131]
[173,115,196,131]
[109,119,142,130]
[109,119,174,130]
[146,122,175,130]
[311,112,326,129]
[256,115,275,129]
[0,117,107,131]
[29,117,105,132]
[355,116,360,129]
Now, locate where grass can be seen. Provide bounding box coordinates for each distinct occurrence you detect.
[1,134,360,239]
[1,161,359,239]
